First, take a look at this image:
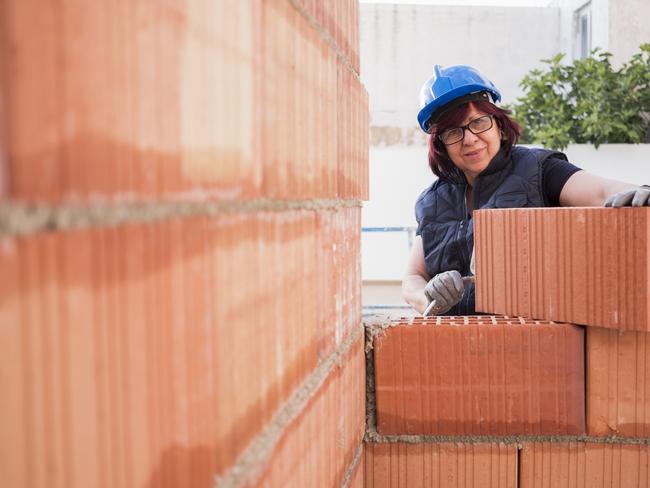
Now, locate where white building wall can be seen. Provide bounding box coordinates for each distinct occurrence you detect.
[551,0,649,66]
[550,0,609,60]
[609,0,650,66]
[360,3,562,142]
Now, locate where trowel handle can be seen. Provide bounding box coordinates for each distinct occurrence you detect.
[422,299,439,317]
[462,275,475,285]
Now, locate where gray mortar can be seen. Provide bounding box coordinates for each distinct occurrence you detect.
[364,324,378,440]
[364,319,415,441]
[215,323,364,488]
[339,443,363,488]
[364,432,650,446]
[0,199,362,238]
[363,318,650,447]
[363,316,407,354]
[286,0,360,79]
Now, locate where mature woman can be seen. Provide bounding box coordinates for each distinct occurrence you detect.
[403,64,650,316]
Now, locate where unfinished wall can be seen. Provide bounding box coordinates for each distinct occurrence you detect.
[364,314,650,487]
[0,1,368,487]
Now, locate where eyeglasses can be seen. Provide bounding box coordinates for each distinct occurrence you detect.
[438,115,494,145]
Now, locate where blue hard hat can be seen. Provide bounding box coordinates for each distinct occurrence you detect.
[417,64,501,134]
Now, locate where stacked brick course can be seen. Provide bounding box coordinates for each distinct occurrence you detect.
[365,442,517,488]
[520,442,650,487]
[0,1,367,487]
[364,207,649,486]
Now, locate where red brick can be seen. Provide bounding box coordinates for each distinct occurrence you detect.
[252,335,365,487]
[475,207,650,331]
[520,442,650,487]
[1,1,367,202]
[0,239,24,487]
[316,207,362,356]
[347,447,365,488]
[0,1,258,201]
[587,326,650,437]
[259,0,370,201]
[336,64,370,200]
[364,442,517,488]
[372,316,585,435]
[291,0,360,73]
[0,208,361,486]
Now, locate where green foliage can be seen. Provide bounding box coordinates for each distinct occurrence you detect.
[509,44,650,149]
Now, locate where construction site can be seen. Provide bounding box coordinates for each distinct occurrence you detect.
[1,1,649,487]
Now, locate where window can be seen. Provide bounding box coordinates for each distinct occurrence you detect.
[575,3,592,59]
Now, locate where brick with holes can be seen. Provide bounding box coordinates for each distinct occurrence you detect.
[370,316,585,436]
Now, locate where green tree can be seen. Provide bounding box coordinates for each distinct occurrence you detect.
[510,44,650,149]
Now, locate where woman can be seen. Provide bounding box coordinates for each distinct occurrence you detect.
[403,64,650,316]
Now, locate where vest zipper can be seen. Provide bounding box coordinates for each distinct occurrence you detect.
[458,184,470,274]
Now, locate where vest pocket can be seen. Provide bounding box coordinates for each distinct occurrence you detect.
[491,191,529,208]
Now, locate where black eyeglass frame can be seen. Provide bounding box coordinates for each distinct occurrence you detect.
[437,114,494,146]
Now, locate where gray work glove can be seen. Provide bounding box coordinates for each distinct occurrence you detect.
[423,270,466,316]
[604,186,650,207]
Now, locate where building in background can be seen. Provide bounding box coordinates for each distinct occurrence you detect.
[360,0,650,314]
[551,0,650,64]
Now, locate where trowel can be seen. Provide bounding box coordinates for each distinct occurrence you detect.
[423,248,475,317]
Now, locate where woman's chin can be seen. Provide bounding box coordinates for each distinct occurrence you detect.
[463,160,489,176]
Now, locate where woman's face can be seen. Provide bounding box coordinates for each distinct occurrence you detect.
[443,103,501,185]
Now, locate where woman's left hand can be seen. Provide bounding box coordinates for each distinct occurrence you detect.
[604,186,650,207]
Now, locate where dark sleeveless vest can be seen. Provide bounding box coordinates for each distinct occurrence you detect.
[415,145,568,315]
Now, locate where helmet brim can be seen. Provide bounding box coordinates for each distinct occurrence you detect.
[428,91,493,128]
[419,87,500,133]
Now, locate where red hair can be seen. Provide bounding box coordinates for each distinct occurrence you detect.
[427,101,522,181]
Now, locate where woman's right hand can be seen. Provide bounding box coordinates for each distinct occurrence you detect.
[424,270,466,315]
[604,186,650,207]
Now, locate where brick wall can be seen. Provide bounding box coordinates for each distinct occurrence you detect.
[0,1,368,487]
[363,207,649,486]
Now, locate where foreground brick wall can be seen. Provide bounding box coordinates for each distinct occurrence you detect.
[1,0,367,201]
[0,1,368,487]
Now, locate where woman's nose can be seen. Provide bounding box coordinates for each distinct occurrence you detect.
[462,128,478,144]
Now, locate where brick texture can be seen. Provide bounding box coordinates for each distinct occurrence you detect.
[317,207,363,355]
[1,1,368,486]
[347,448,365,488]
[1,0,367,202]
[372,316,585,436]
[292,0,360,72]
[251,336,365,487]
[475,207,650,331]
[0,207,361,487]
[520,442,650,487]
[364,442,517,488]
[587,326,650,437]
